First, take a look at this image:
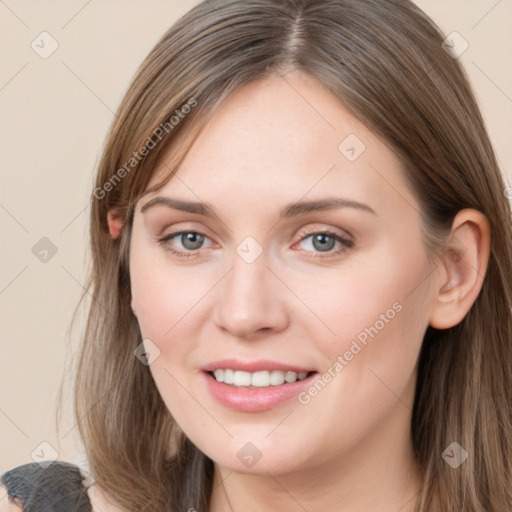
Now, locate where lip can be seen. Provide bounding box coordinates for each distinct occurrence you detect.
[201,358,315,374]
[202,368,318,412]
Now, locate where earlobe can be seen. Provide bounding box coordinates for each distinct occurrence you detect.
[107,210,122,240]
[429,209,491,329]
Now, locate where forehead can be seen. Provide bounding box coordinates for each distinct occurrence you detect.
[144,71,417,218]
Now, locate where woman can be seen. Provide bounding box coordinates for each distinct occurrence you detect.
[2,0,511,511]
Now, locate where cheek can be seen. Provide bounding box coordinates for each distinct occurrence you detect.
[301,237,431,394]
[296,242,428,345]
[286,253,431,456]
[129,251,206,423]
[129,242,206,340]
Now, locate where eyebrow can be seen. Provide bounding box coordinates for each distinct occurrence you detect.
[141,196,377,219]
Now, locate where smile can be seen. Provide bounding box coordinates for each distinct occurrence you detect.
[210,369,311,387]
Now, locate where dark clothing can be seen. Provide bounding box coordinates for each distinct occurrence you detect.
[1,461,92,511]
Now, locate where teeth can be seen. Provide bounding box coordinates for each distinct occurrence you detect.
[251,371,270,387]
[223,369,234,384]
[213,369,224,382]
[234,370,252,387]
[211,369,310,387]
[270,371,285,386]
[285,371,297,383]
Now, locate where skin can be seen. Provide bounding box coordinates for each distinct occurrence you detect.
[0,486,23,512]
[106,70,489,512]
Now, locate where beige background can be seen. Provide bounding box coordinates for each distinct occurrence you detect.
[1,0,511,473]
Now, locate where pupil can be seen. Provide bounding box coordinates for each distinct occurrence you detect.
[313,234,334,252]
[183,232,203,250]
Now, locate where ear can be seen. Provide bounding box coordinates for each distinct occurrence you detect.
[429,209,491,329]
[107,209,123,240]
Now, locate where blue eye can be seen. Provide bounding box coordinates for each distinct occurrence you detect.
[158,229,354,260]
[295,230,354,259]
[158,230,211,258]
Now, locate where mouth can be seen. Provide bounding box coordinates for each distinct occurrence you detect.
[206,369,316,388]
[201,360,319,412]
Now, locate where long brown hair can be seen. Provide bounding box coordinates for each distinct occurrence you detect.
[57,0,512,510]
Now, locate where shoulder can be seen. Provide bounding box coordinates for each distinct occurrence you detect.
[0,461,127,512]
[0,460,92,511]
[0,485,22,511]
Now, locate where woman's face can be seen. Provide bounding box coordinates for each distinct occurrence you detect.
[129,71,437,476]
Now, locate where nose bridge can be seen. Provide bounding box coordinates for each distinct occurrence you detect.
[214,240,288,337]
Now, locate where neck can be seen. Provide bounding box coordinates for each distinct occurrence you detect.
[209,401,423,512]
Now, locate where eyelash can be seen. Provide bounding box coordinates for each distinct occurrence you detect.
[157,229,354,260]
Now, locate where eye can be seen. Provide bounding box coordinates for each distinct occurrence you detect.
[158,230,212,259]
[157,228,354,260]
[294,229,354,259]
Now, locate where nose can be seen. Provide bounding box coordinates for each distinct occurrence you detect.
[213,249,289,340]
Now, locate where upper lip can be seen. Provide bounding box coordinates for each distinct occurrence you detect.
[201,358,315,374]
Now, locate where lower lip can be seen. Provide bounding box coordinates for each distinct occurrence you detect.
[202,371,318,412]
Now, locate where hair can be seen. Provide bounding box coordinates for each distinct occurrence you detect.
[56,0,512,510]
